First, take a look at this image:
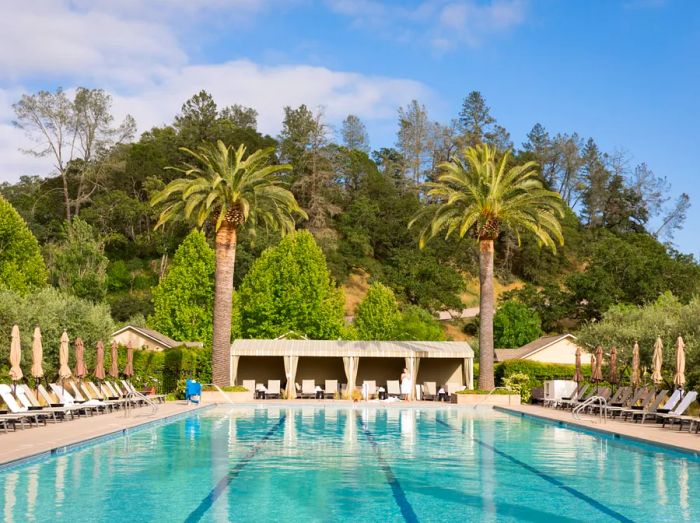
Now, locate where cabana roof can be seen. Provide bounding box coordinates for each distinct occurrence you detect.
[231,339,474,359]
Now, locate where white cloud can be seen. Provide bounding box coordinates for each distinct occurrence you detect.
[326,0,527,50]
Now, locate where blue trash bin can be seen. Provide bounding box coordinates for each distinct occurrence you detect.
[185,379,202,404]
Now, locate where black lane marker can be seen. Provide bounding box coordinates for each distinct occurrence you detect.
[356,413,419,523]
[435,419,634,523]
[184,415,286,523]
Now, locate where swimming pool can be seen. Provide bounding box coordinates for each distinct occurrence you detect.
[1,405,697,522]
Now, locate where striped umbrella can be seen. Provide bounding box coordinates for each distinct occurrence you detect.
[651,337,663,386]
[631,341,641,388]
[674,336,686,390]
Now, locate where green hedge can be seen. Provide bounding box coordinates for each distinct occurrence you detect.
[113,345,212,393]
[494,360,592,389]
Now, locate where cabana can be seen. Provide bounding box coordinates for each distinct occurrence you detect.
[230,339,474,399]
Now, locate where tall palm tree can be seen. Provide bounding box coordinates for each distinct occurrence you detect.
[152,140,306,386]
[410,144,564,390]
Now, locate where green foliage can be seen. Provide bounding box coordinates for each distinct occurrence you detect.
[238,231,345,339]
[502,284,574,333]
[576,292,700,388]
[0,195,47,292]
[502,372,531,402]
[394,305,446,341]
[44,217,109,301]
[149,230,215,344]
[0,287,114,380]
[493,300,542,348]
[494,360,591,389]
[354,283,401,340]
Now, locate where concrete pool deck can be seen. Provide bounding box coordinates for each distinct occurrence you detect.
[0,401,203,467]
[498,404,700,455]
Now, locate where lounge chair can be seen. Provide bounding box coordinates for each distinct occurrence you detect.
[387,380,401,398]
[301,380,317,399]
[446,383,466,397]
[14,385,77,423]
[0,384,47,428]
[607,386,632,407]
[363,380,377,400]
[634,390,670,423]
[559,384,590,409]
[324,380,338,399]
[617,388,655,420]
[654,389,682,415]
[266,380,281,399]
[421,382,437,401]
[658,391,698,430]
[50,384,102,416]
[122,380,166,403]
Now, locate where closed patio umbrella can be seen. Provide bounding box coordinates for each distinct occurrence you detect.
[574,346,583,383]
[631,341,640,388]
[674,336,686,390]
[94,341,105,381]
[58,331,72,394]
[124,342,134,377]
[651,336,663,387]
[591,345,603,394]
[9,325,23,390]
[74,337,87,380]
[31,327,44,387]
[609,346,619,386]
[109,341,119,379]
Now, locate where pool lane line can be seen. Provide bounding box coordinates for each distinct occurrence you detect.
[434,419,634,523]
[184,414,287,523]
[356,413,419,523]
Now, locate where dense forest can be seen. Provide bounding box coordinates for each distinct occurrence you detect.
[1,87,698,359]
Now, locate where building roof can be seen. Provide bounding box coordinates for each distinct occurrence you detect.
[494,334,577,362]
[111,325,204,349]
[231,339,474,358]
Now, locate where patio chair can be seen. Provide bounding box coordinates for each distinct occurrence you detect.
[387,380,401,398]
[634,390,670,423]
[607,386,631,406]
[241,379,256,395]
[301,380,317,399]
[363,380,377,400]
[559,384,590,409]
[654,389,682,414]
[617,388,654,420]
[324,380,338,399]
[266,380,281,399]
[658,391,698,430]
[422,382,437,401]
[445,383,466,396]
[14,385,70,423]
[49,384,102,416]
[0,384,47,428]
[122,380,166,403]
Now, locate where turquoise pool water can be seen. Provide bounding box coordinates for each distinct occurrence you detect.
[1,405,698,522]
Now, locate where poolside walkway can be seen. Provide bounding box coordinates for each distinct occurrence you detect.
[0,401,202,467]
[498,404,700,455]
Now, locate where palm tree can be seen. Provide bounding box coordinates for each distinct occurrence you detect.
[152,140,306,386]
[410,144,564,390]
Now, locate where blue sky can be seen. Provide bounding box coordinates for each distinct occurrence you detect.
[1,0,699,254]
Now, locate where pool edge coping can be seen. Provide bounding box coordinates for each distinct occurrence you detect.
[0,403,214,472]
[495,405,700,459]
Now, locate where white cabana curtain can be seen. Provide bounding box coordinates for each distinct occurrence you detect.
[343,356,359,395]
[285,356,299,399]
[405,357,420,400]
[464,358,474,390]
[230,355,240,386]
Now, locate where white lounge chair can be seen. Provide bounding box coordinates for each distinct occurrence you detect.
[445,382,466,396]
[658,391,698,430]
[267,380,281,399]
[387,380,401,398]
[422,382,437,401]
[301,380,317,399]
[0,384,46,428]
[363,381,377,400]
[324,380,338,399]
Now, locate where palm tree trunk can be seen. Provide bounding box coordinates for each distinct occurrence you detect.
[478,239,495,390]
[212,223,237,386]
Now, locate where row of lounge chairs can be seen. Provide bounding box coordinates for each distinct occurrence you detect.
[243,379,466,400]
[551,383,700,431]
[0,379,165,432]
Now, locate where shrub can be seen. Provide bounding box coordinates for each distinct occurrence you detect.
[502,372,531,402]
[494,359,591,390]
[493,300,542,348]
[0,195,47,293]
[394,305,446,341]
[355,282,401,340]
